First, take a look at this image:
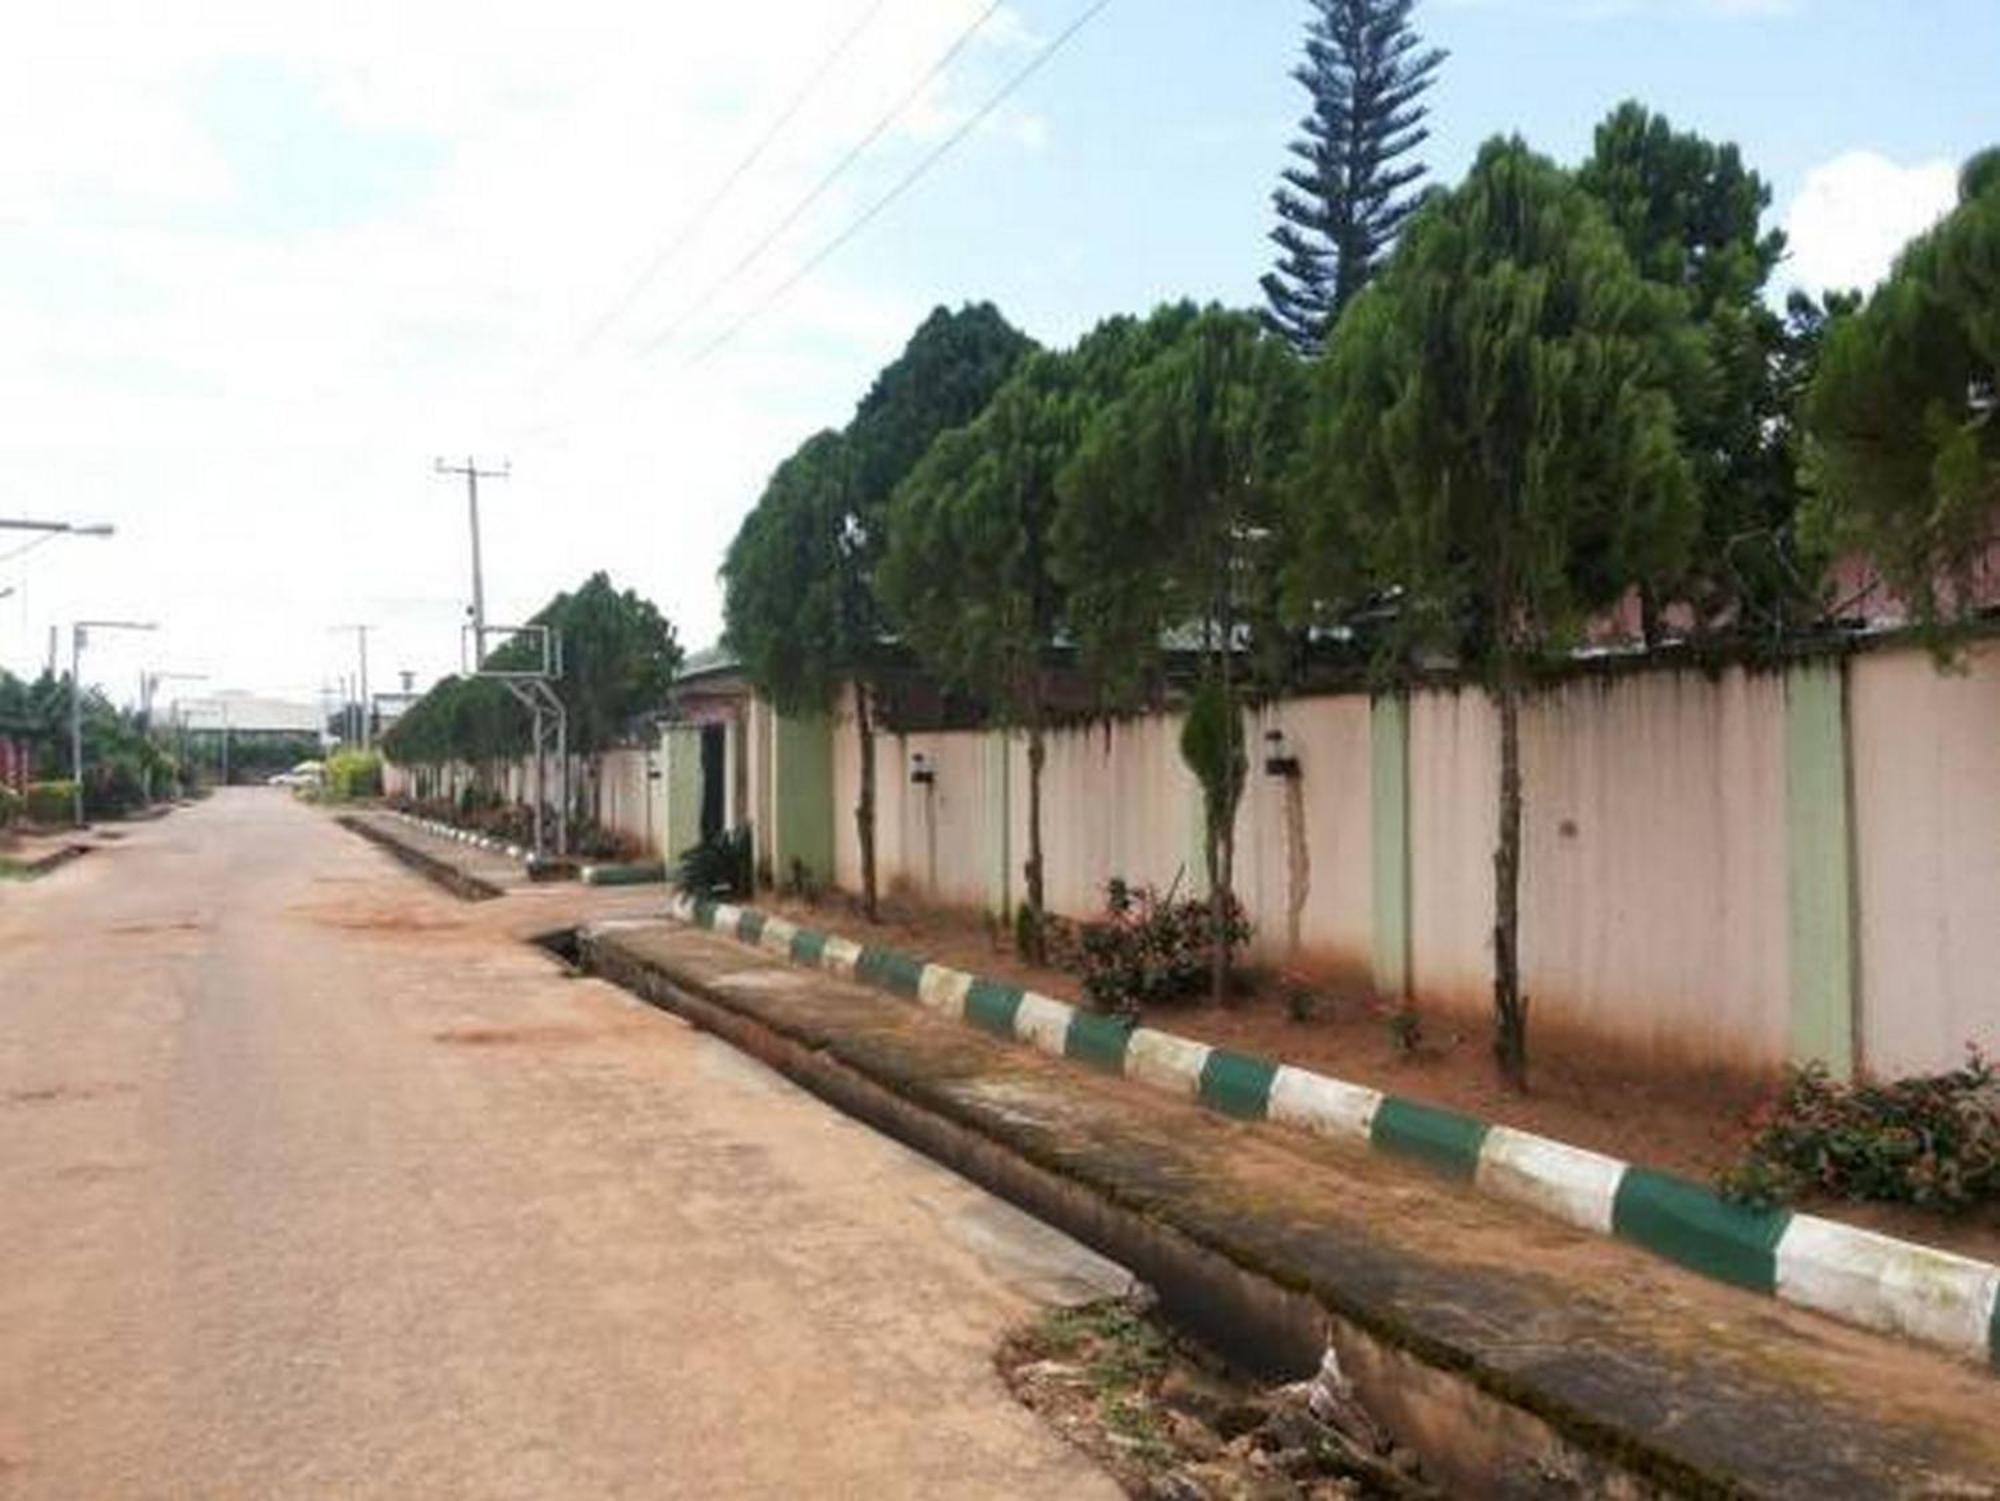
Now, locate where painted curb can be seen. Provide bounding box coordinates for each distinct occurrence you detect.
[389,811,537,870]
[663,891,2000,1372]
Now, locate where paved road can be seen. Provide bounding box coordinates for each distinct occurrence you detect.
[0,791,1126,1499]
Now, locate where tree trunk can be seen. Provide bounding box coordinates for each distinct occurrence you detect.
[1024,701,1047,966]
[1209,596,1237,1009]
[855,682,879,923]
[1492,658,1529,1090]
[1639,583,1662,651]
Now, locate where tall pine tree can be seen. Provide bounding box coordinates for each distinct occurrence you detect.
[1262,0,1446,354]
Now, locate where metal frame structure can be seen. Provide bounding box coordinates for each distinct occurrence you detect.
[464,623,568,859]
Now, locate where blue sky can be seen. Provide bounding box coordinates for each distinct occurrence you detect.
[0,0,1991,703]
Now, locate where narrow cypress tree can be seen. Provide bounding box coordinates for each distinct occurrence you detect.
[1261,0,1446,354]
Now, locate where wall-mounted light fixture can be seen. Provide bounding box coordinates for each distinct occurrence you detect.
[1263,728,1300,779]
[910,750,936,786]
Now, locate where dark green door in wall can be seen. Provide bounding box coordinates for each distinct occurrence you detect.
[700,723,725,841]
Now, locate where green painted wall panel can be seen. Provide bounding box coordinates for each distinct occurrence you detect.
[661,724,703,867]
[1784,662,1855,1076]
[1370,694,1411,1000]
[772,711,835,888]
[1612,1168,1790,1292]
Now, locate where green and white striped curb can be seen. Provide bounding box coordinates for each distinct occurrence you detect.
[660,891,2000,1372]
[391,810,532,865]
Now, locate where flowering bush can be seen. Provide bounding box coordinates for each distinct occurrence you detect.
[1719,1048,2000,1212]
[1069,877,1251,1019]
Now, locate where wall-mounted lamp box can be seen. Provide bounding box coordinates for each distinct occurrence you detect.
[1263,728,1301,778]
[910,751,936,786]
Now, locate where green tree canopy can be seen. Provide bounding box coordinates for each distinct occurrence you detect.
[1054,305,1308,999]
[1292,136,1707,1085]
[721,303,1034,918]
[1578,101,1795,632]
[1262,0,1447,352]
[1802,147,2000,636]
[383,572,681,768]
[879,305,1184,952]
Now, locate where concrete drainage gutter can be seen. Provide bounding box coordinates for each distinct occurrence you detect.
[336,815,504,901]
[663,891,2000,1375]
[577,925,1711,1498]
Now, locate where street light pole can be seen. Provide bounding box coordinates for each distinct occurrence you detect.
[433,458,508,663]
[331,625,373,748]
[70,618,156,827]
[0,519,115,535]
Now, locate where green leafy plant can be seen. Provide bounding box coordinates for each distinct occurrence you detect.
[677,826,753,899]
[1719,1049,2000,1213]
[322,749,383,801]
[23,780,75,826]
[0,785,20,829]
[1076,877,1251,1020]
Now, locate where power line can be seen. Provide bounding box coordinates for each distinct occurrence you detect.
[638,0,1008,358]
[689,0,1115,366]
[563,0,894,364]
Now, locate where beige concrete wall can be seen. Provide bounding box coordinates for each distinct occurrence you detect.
[1408,687,1500,1012]
[1024,715,1203,920]
[831,685,864,894]
[1518,669,1791,1073]
[1236,698,1373,973]
[807,644,1996,1080]
[878,729,996,909]
[1408,670,1792,1074]
[594,748,655,854]
[1850,642,2000,1076]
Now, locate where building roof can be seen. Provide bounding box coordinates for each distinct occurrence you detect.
[170,692,322,734]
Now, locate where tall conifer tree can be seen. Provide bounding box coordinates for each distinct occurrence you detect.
[1262,0,1446,354]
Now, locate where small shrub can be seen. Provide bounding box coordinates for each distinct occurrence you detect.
[1284,983,1319,1024]
[1076,877,1251,1020]
[323,749,383,801]
[0,785,20,829]
[678,826,753,898]
[1719,1049,2000,1213]
[23,781,75,826]
[1386,1006,1424,1056]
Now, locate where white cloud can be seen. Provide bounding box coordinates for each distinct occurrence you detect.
[0,0,1049,701]
[1782,150,1958,295]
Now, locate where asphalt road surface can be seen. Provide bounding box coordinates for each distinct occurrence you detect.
[0,791,1127,1499]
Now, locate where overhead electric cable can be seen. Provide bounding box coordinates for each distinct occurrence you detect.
[564,0,894,363]
[687,0,1115,366]
[638,0,1007,357]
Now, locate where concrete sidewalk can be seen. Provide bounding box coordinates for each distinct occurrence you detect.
[584,918,2000,1500]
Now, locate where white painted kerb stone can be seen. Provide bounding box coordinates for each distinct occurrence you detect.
[1267,1067,1381,1144]
[757,916,798,958]
[819,935,863,979]
[916,965,973,1021]
[1125,1029,1212,1098]
[1776,1213,2000,1361]
[1475,1127,1626,1236]
[1013,993,1074,1057]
